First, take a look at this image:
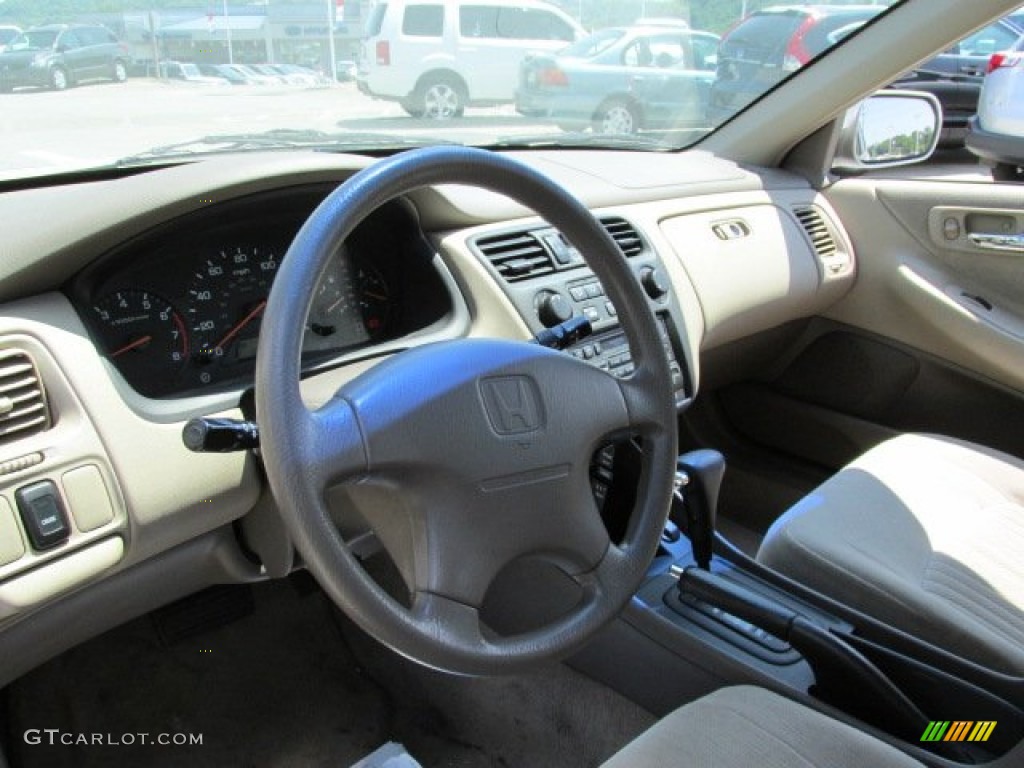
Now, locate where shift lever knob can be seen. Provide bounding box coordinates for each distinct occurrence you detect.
[676,449,726,570]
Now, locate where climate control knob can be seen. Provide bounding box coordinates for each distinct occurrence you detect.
[536,291,573,327]
[641,267,670,300]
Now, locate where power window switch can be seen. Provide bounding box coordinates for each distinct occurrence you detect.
[15,481,70,551]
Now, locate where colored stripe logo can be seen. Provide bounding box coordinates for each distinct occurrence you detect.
[920,721,997,742]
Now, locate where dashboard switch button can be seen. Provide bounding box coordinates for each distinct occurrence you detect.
[15,481,70,551]
[62,465,115,533]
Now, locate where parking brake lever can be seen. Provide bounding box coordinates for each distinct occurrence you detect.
[677,567,929,742]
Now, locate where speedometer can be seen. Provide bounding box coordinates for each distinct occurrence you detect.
[186,246,279,385]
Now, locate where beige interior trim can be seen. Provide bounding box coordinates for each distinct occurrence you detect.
[0,537,123,621]
[0,294,260,581]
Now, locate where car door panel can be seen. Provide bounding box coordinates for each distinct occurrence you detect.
[824,178,1024,394]
[717,320,1024,472]
[713,178,1024,476]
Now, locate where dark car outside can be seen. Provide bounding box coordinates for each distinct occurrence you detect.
[892,11,1024,147]
[516,25,720,135]
[710,4,1024,148]
[0,24,131,92]
[710,5,885,121]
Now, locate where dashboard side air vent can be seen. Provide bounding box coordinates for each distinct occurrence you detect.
[475,230,555,282]
[0,349,51,446]
[794,206,838,260]
[600,217,644,257]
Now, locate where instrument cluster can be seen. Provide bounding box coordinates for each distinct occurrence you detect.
[69,187,450,399]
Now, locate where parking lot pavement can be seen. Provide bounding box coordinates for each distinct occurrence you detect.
[0,78,558,178]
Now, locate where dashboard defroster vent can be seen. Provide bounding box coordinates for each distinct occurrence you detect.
[0,349,51,446]
[794,207,838,260]
[600,217,644,257]
[476,230,555,282]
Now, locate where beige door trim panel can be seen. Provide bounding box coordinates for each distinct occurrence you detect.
[824,179,1024,394]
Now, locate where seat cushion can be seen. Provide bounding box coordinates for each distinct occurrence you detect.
[601,686,923,768]
[757,434,1024,674]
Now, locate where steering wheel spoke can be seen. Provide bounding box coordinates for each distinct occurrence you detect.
[301,396,368,489]
[617,372,673,437]
[411,591,488,652]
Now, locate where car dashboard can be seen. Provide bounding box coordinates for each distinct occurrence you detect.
[0,148,856,684]
[68,189,451,399]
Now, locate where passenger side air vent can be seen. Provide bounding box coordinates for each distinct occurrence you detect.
[794,207,838,259]
[476,230,555,282]
[0,349,51,446]
[600,217,644,257]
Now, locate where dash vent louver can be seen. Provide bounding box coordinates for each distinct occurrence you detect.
[794,207,838,260]
[600,217,644,257]
[476,230,555,282]
[0,349,50,446]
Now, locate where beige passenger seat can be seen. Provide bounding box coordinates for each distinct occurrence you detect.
[756,433,1024,674]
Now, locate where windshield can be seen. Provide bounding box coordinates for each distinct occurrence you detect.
[560,27,625,58]
[0,0,906,181]
[6,28,58,51]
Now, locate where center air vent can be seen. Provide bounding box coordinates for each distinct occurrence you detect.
[600,217,644,257]
[0,349,50,446]
[476,230,555,282]
[794,207,838,259]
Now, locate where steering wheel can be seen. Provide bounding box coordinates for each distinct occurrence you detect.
[255,146,678,675]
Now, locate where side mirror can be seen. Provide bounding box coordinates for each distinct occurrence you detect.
[833,90,942,173]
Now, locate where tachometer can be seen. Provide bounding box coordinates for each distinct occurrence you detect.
[92,290,188,386]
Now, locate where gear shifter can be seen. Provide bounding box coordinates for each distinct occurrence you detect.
[675,450,725,570]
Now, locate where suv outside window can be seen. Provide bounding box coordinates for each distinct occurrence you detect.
[402,6,444,37]
[459,6,576,40]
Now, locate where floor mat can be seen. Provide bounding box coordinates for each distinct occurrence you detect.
[3,576,654,768]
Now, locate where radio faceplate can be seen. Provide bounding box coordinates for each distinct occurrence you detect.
[567,315,689,407]
[469,218,693,411]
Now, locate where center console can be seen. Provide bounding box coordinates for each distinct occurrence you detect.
[575,449,1024,767]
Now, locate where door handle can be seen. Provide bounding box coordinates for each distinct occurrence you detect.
[968,233,1024,252]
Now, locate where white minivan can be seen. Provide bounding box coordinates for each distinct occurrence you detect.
[357,0,584,119]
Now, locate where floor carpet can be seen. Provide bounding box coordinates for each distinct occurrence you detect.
[3,574,654,768]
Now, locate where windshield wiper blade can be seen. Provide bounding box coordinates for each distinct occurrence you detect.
[115,129,455,166]
[489,131,686,151]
